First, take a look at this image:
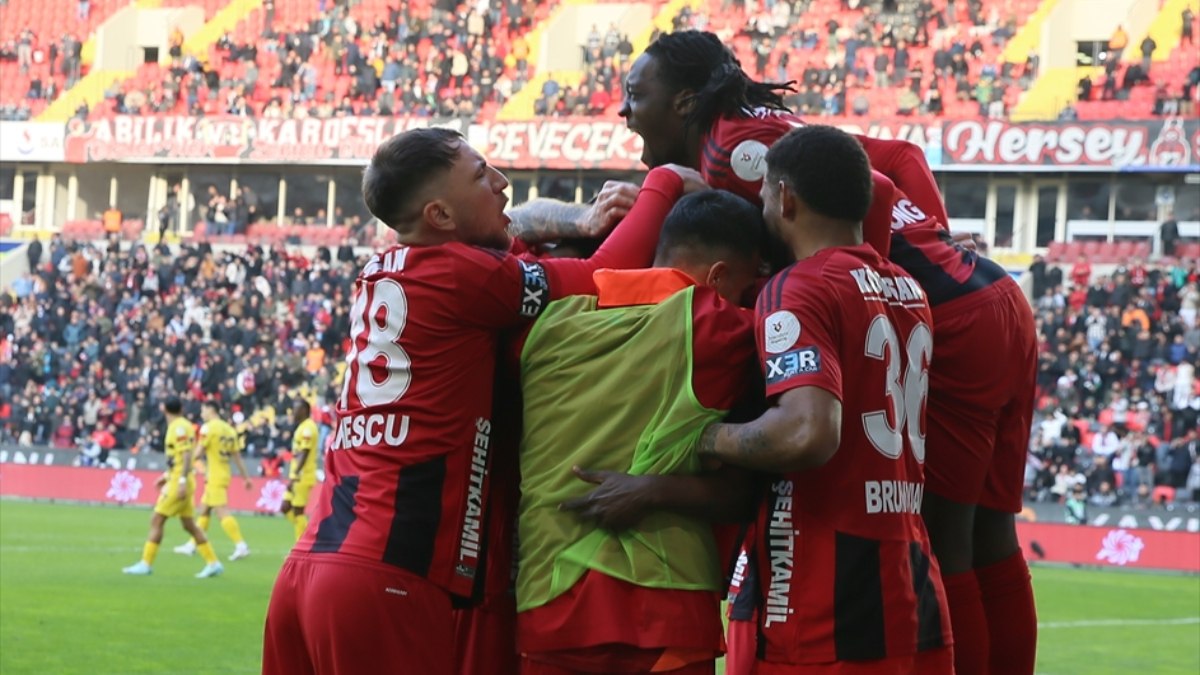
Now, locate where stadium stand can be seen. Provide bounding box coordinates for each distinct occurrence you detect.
[4,0,1195,122]
[1026,255,1200,506]
[0,234,355,461]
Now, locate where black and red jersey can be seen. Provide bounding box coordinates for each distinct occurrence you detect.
[751,244,952,665]
[295,168,684,602]
[884,184,1010,309]
[700,111,950,229]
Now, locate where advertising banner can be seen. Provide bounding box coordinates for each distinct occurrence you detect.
[1023,501,1200,532]
[1016,521,1200,572]
[0,121,66,163]
[0,463,324,514]
[62,116,468,164]
[56,115,1200,171]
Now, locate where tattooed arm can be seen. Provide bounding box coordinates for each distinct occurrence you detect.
[697,387,842,473]
[506,199,591,243]
[507,180,640,244]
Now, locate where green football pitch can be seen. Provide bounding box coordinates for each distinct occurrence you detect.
[1,500,1197,674]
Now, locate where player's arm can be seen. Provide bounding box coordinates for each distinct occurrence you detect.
[863,171,897,258]
[560,464,757,530]
[470,166,700,326]
[697,387,842,473]
[507,180,641,243]
[856,136,950,229]
[176,437,195,499]
[230,443,254,490]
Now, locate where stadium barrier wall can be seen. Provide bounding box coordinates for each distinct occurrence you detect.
[0,464,325,515]
[1016,521,1200,573]
[4,463,1198,572]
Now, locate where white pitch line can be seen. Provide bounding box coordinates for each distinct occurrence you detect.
[1039,617,1200,629]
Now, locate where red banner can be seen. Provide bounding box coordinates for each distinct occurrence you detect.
[62,116,468,164]
[0,463,325,514]
[1016,521,1200,572]
[471,118,644,170]
[57,114,1200,170]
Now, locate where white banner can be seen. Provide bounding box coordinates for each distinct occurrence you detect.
[0,121,66,163]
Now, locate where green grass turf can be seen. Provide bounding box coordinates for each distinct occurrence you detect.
[2,500,1198,674]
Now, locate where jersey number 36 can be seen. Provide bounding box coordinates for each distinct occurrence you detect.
[862,316,932,463]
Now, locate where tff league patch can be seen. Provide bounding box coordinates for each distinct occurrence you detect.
[765,347,821,385]
[764,310,801,354]
[519,261,549,318]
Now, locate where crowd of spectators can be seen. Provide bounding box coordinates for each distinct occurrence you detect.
[2,0,1197,122]
[98,0,551,121]
[1024,254,1200,512]
[561,0,1035,119]
[0,234,365,470]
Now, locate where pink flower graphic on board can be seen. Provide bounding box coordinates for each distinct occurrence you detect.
[106,471,143,503]
[257,480,288,512]
[1096,529,1144,566]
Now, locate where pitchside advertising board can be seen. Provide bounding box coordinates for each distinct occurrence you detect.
[1,116,1197,171]
[0,446,323,515]
[2,446,1197,572]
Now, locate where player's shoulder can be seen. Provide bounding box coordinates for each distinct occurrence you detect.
[706,111,801,183]
[711,109,802,149]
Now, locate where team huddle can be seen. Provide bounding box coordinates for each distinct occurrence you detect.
[128,29,1039,675]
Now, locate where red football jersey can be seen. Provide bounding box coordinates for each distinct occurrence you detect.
[884,184,1010,309]
[700,111,950,231]
[297,168,685,601]
[751,244,952,665]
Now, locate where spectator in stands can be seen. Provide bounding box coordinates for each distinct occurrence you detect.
[1139,35,1156,74]
[1183,7,1195,45]
[1107,24,1128,62]
[1161,212,1180,257]
[1077,73,1093,101]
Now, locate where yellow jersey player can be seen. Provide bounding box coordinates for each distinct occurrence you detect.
[173,401,254,561]
[123,397,224,578]
[281,399,319,542]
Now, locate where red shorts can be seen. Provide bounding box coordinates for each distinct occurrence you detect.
[923,278,1037,513]
[453,593,519,675]
[752,646,953,675]
[263,552,454,675]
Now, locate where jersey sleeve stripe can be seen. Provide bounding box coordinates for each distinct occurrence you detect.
[702,139,733,169]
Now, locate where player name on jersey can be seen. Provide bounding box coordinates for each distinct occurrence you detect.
[865,480,924,515]
[457,417,490,570]
[765,479,796,629]
[849,266,926,306]
[328,413,410,451]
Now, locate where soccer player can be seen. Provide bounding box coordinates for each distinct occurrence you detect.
[619,31,1039,674]
[280,399,318,543]
[173,400,253,560]
[585,126,954,674]
[262,128,704,675]
[123,397,224,578]
[617,30,949,229]
[517,190,763,675]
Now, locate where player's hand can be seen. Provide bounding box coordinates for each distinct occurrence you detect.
[175,483,187,499]
[577,181,640,238]
[243,478,253,491]
[560,466,656,531]
[660,164,709,194]
[155,475,167,489]
[951,231,977,251]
